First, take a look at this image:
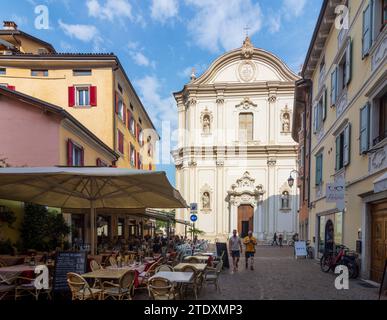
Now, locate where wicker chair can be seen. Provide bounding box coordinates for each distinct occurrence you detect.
[204,259,223,292]
[137,261,161,289]
[156,264,174,273]
[109,256,118,268]
[102,270,135,300]
[180,265,199,300]
[14,271,52,301]
[67,272,102,300]
[90,259,102,288]
[148,277,176,300]
[0,274,16,300]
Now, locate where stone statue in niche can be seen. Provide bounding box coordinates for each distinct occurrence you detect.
[282,112,290,132]
[203,115,211,134]
[202,192,211,210]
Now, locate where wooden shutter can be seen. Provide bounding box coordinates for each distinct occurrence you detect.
[67,139,73,166]
[80,147,85,166]
[68,86,75,107]
[127,109,131,129]
[118,130,124,154]
[345,39,352,85]
[123,105,127,125]
[335,135,341,170]
[359,104,370,154]
[343,123,351,166]
[90,86,97,106]
[362,2,373,57]
[315,154,322,185]
[313,104,318,133]
[137,152,140,169]
[115,91,119,114]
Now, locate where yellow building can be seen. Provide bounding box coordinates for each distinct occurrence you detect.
[0,21,158,170]
[294,0,386,282]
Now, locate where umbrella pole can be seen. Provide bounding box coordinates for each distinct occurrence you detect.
[90,201,96,255]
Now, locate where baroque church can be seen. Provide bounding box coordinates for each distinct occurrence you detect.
[172,37,300,242]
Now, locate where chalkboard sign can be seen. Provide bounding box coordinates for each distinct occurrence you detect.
[379,259,387,300]
[53,251,87,292]
[216,242,230,269]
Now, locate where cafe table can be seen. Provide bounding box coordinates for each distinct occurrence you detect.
[0,264,37,283]
[149,271,194,299]
[194,252,216,257]
[173,263,207,272]
[82,269,128,281]
[183,256,210,263]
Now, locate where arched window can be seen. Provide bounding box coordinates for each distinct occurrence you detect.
[281,191,290,209]
[239,113,253,141]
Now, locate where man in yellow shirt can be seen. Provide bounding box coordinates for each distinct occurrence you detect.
[243,231,257,270]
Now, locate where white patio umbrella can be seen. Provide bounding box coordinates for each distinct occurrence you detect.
[0,167,187,254]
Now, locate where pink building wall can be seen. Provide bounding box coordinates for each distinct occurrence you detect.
[0,95,61,166]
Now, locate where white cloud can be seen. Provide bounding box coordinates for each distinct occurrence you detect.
[130,51,156,68]
[283,0,307,18]
[150,0,179,23]
[86,0,133,21]
[58,20,104,52]
[58,20,98,42]
[268,12,281,33]
[134,75,177,128]
[127,41,139,50]
[185,0,263,53]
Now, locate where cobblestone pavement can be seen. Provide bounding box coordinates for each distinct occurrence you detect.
[199,246,379,300]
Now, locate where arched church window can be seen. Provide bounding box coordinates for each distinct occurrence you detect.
[281,191,290,209]
[239,113,253,141]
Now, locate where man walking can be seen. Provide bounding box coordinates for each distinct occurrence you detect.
[229,229,242,272]
[278,234,283,247]
[272,233,278,246]
[243,231,257,270]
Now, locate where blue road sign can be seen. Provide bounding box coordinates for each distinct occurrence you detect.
[190,214,198,222]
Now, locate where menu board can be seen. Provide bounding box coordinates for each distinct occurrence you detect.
[216,242,230,269]
[53,251,87,292]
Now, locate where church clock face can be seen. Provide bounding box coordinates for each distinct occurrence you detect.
[238,61,256,82]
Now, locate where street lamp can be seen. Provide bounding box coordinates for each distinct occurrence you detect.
[287,170,300,188]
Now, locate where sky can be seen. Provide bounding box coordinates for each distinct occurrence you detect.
[0,0,322,185]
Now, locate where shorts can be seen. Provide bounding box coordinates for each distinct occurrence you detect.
[231,250,240,258]
[245,252,255,258]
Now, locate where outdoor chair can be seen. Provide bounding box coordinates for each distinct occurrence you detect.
[90,259,102,288]
[204,259,223,292]
[109,256,118,268]
[0,274,16,300]
[213,251,224,267]
[102,270,135,300]
[14,274,52,301]
[156,265,174,273]
[67,272,102,300]
[148,277,177,300]
[180,265,200,300]
[137,261,161,290]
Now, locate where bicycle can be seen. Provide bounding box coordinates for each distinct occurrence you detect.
[320,245,359,278]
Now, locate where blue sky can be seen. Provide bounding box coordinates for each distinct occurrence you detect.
[1,0,322,185]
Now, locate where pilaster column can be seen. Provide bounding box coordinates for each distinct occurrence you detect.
[268,91,277,144]
[216,91,225,145]
[177,98,186,148]
[267,157,277,235]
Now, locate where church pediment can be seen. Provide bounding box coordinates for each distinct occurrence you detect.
[189,38,299,86]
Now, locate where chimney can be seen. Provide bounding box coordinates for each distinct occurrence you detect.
[3,21,18,30]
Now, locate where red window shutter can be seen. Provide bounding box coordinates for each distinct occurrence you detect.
[137,152,140,169]
[115,92,119,114]
[90,86,97,107]
[134,150,137,168]
[96,158,101,166]
[118,130,124,154]
[136,124,140,141]
[149,163,152,171]
[7,85,15,91]
[127,110,131,129]
[68,86,75,107]
[80,147,84,166]
[67,139,73,166]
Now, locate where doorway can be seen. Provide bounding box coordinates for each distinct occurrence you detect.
[371,201,387,283]
[238,205,254,238]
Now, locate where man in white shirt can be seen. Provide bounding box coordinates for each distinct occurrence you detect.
[229,229,243,272]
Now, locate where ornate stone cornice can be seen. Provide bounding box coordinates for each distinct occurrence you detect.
[235,97,257,110]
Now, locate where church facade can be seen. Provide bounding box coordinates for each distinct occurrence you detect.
[172,37,300,242]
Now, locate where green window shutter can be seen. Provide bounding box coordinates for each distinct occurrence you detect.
[343,123,351,166]
[335,135,341,171]
[362,2,373,57]
[331,69,337,105]
[345,39,352,85]
[315,154,323,185]
[359,104,370,154]
[313,104,317,133]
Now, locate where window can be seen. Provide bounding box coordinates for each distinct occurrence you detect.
[372,92,387,145]
[0,68,5,75]
[76,86,90,106]
[130,144,135,167]
[117,130,124,154]
[138,117,142,125]
[138,154,143,169]
[118,83,123,93]
[331,40,352,104]
[299,146,305,169]
[281,191,290,209]
[73,69,92,76]
[130,103,134,111]
[31,69,48,77]
[138,127,144,146]
[239,113,253,141]
[315,153,323,186]
[362,3,373,56]
[115,93,126,123]
[67,139,84,167]
[330,69,337,105]
[129,116,135,136]
[313,90,327,133]
[117,218,125,237]
[335,123,351,170]
[360,104,370,153]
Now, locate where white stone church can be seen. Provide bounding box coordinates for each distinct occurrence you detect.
[172,37,300,242]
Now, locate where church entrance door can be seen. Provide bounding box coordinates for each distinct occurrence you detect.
[238,205,254,238]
